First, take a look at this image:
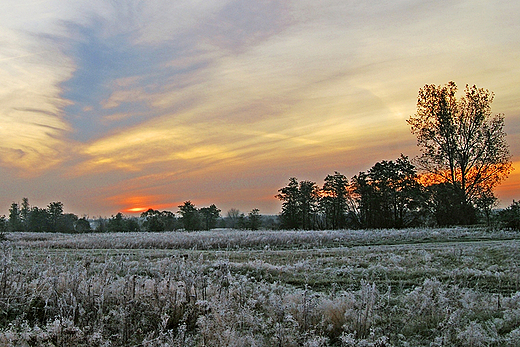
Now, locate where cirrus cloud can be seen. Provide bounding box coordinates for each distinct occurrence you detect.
[1,0,519,215]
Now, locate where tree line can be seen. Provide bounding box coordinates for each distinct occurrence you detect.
[276,154,507,230]
[1,81,518,232]
[0,199,268,233]
[0,199,92,234]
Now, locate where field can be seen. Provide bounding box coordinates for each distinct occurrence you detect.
[0,228,519,346]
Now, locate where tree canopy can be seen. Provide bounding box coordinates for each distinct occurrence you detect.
[353,155,425,228]
[408,82,512,224]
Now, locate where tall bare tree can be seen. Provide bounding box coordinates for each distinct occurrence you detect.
[226,208,242,229]
[408,82,512,223]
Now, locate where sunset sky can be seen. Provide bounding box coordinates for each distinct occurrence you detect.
[1,0,519,217]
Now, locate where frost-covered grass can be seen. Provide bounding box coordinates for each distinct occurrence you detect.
[6,226,519,250]
[0,228,519,346]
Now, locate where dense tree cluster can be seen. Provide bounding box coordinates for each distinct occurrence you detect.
[2,199,90,233]
[499,200,520,230]
[177,201,221,231]
[353,155,425,228]
[225,208,268,230]
[276,154,515,230]
[276,156,426,230]
[140,209,176,232]
[275,173,356,230]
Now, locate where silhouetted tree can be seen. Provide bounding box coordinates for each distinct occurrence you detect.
[0,216,6,241]
[162,211,177,231]
[476,190,498,226]
[0,215,7,236]
[276,178,320,229]
[299,181,320,230]
[58,213,78,233]
[408,82,512,224]
[124,217,141,232]
[75,217,91,233]
[226,208,242,229]
[499,200,520,230]
[276,178,301,229]
[237,212,247,229]
[21,197,30,231]
[426,182,471,226]
[320,172,355,229]
[107,212,126,232]
[28,207,50,232]
[105,213,139,232]
[353,156,425,228]
[247,208,262,230]
[178,201,201,231]
[47,201,64,231]
[199,204,221,230]
[141,209,164,231]
[8,203,23,232]
[140,209,176,231]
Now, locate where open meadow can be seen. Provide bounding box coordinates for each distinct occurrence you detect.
[0,228,519,346]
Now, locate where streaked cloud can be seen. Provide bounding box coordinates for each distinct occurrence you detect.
[1,0,519,215]
[0,25,73,173]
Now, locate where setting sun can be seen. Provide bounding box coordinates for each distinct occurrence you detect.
[124,207,149,213]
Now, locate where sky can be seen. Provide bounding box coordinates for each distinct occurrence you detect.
[1,0,519,217]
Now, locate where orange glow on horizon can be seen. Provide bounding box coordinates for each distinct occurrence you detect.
[494,161,519,206]
[108,193,175,215]
[414,163,518,207]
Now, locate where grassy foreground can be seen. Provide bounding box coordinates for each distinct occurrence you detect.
[0,228,519,346]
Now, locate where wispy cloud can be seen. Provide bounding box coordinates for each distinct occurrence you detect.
[0,0,519,214]
[0,26,73,173]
